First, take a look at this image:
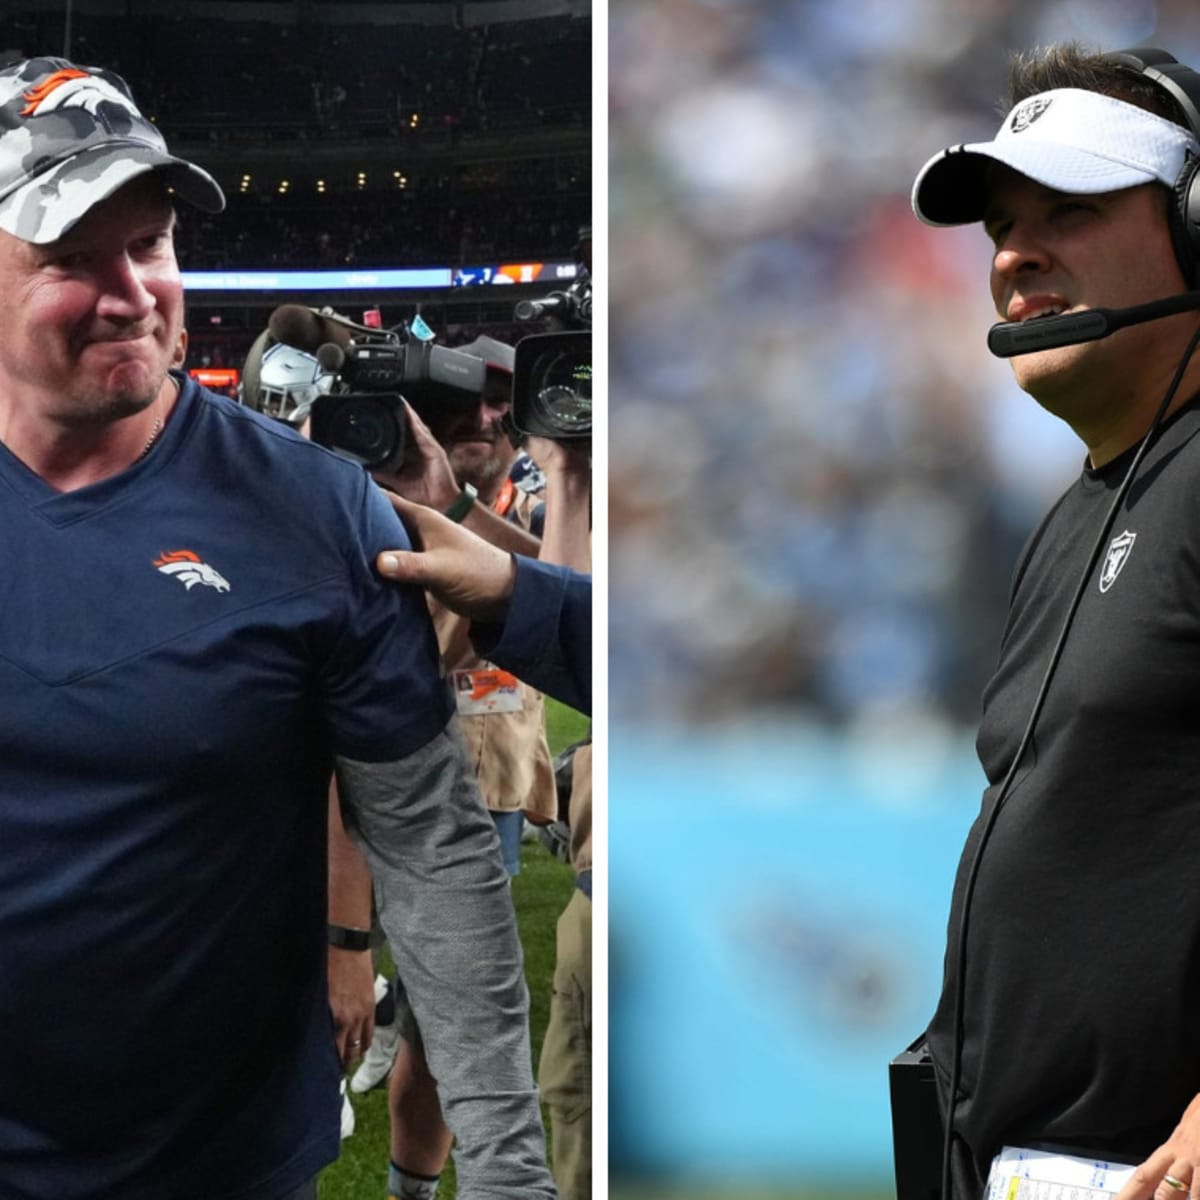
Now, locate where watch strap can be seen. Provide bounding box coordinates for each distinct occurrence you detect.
[327,923,371,951]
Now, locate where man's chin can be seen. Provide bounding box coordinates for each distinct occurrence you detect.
[1014,348,1104,419]
[75,365,168,423]
[450,443,502,476]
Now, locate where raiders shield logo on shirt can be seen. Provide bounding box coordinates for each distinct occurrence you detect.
[1099,530,1136,593]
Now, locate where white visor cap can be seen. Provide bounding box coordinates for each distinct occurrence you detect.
[912,88,1199,226]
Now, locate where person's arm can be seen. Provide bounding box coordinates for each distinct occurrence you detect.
[526,435,591,572]
[471,554,591,715]
[460,491,543,556]
[336,729,557,1200]
[375,493,591,713]
[326,778,376,1068]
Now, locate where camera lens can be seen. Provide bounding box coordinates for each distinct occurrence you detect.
[326,398,401,467]
[511,330,592,440]
[530,349,591,436]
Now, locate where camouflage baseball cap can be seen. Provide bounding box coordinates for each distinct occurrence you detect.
[0,57,225,244]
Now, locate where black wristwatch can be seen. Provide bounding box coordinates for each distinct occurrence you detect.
[327,924,371,952]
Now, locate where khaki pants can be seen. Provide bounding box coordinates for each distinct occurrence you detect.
[538,886,592,1200]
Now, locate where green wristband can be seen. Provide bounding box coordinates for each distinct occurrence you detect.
[443,482,478,523]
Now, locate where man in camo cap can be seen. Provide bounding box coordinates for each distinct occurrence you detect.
[0,56,558,1200]
[0,56,224,243]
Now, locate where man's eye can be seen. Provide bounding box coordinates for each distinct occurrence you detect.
[1054,200,1092,218]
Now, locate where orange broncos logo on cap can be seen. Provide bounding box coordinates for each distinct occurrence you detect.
[20,68,90,116]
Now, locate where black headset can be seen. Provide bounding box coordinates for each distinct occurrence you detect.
[1105,47,1200,286]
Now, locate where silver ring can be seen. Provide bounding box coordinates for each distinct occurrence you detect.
[1163,1175,1188,1193]
[349,1039,362,1047]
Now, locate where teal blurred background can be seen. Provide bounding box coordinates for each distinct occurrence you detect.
[608,0,1200,1195]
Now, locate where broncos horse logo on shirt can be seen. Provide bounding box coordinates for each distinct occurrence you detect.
[154,550,232,593]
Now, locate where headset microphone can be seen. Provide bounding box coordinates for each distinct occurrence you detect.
[988,291,1200,357]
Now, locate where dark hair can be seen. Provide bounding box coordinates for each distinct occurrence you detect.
[1007,42,1189,128]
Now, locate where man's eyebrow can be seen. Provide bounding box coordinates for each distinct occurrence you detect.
[32,233,80,259]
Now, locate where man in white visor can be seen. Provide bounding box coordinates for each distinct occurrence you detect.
[907,43,1200,1200]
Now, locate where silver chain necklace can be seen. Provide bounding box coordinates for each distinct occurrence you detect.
[135,412,163,462]
[134,378,180,464]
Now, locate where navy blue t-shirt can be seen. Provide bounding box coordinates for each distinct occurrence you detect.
[0,376,453,1199]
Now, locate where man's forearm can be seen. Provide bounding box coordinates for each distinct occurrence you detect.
[538,467,590,572]
[461,499,541,556]
[327,778,373,930]
[335,729,557,1200]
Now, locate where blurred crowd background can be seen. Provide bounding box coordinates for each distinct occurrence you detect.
[610,0,1200,732]
[608,1,1200,1195]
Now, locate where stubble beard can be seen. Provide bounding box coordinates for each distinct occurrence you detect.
[59,349,170,429]
[58,379,161,429]
[450,442,510,492]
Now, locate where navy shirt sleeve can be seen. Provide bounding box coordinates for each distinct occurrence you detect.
[471,555,591,714]
[321,476,455,759]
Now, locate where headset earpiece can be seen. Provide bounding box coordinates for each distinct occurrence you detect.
[1171,154,1200,287]
[1107,47,1200,287]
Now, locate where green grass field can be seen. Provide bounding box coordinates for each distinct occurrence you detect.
[318,699,589,1199]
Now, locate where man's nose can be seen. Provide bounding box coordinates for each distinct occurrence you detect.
[992,222,1053,279]
[95,254,156,321]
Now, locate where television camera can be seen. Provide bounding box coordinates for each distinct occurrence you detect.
[511,227,592,442]
[243,304,509,472]
[243,224,594,466]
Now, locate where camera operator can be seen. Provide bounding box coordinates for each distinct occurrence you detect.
[374,236,594,716]
[368,361,542,558]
